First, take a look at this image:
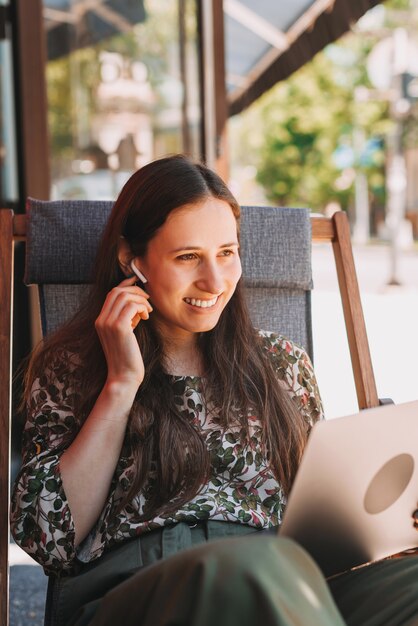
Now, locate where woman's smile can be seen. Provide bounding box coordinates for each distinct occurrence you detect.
[183,295,220,309]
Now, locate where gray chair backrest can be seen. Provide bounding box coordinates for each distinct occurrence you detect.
[25,199,313,358]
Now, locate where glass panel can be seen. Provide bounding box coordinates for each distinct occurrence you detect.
[0,0,19,203]
[43,0,202,200]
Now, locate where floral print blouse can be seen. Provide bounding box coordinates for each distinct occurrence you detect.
[10,331,323,574]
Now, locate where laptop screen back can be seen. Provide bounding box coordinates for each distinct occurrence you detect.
[280,400,418,577]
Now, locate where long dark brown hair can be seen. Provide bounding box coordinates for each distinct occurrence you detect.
[24,154,308,519]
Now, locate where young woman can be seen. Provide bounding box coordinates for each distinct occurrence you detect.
[11,155,418,626]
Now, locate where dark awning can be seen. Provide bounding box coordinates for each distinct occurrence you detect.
[225,0,384,116]
[43,0,146,61]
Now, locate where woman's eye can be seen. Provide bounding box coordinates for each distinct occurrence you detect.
[177,253,197,261]
[176,249,236,261]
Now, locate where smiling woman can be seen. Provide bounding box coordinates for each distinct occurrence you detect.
[10,155,418,626]
[119,197,242,346]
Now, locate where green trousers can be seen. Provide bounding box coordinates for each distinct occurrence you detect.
[47,521,418,626]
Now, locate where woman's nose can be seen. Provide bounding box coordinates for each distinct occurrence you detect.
[195,262,224,294]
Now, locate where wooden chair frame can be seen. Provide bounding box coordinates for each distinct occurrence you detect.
[0,208,379,626]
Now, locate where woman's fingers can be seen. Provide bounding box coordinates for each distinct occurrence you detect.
[131,312,142,329]
[116,275,150,297]
[107,292,152,317]
[100,278,150,311]
[96,277,153,333]
[101,288,150,318]
[97,292,152,330]
[115,302,150,329]
[105,294,152,324]
[118,274,144,287]
[94,277,151,387]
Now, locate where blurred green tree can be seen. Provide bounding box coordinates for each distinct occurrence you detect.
[229,1,418,212]
[231,37,389,211]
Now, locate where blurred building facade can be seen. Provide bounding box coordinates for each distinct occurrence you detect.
[1,0,383,212]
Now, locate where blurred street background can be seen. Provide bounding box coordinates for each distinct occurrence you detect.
[312,242,418,419]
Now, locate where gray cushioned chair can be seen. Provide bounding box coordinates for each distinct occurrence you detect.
[24,200,314,354]
[0,200,379,626]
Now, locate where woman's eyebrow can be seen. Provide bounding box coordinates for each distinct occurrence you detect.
[169,242,239,253]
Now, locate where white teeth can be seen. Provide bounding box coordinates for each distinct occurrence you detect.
[184,296,218,308]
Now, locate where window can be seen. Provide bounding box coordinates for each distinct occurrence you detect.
[43,0,202,200]
[0,0,18,204]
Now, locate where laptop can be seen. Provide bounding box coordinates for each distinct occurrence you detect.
[279,400,418,577]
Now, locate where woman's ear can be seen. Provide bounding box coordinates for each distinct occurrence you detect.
[117,236,134,277]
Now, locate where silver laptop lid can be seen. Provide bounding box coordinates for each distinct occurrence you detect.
[280,400,418,577]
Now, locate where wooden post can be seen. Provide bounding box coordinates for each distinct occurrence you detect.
[212,0,229,181]
[15,0,50,200]
[200,0,229,180]
[178,0,192,155]
[0,209,14,626]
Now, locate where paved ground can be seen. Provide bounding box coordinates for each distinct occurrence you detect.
[8,241,418,624]
[9,564,47,626]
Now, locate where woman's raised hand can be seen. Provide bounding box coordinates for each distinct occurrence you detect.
[95,276,152,389]
[61,276,152,544]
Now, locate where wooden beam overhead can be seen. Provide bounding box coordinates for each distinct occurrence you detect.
[224,0,288,50]
[228,0,383,116]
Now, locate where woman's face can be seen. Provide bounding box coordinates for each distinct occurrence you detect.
[136,197,242,342]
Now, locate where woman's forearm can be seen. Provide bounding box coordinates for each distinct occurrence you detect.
[60,380,138,546]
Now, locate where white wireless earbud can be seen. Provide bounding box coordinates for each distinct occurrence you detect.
[130,260,148,284]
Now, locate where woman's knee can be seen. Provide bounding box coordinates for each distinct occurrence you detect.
[162,535,343,626]
[185,534,316,574]
[89,535,344,626]
[163,534,324,598]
